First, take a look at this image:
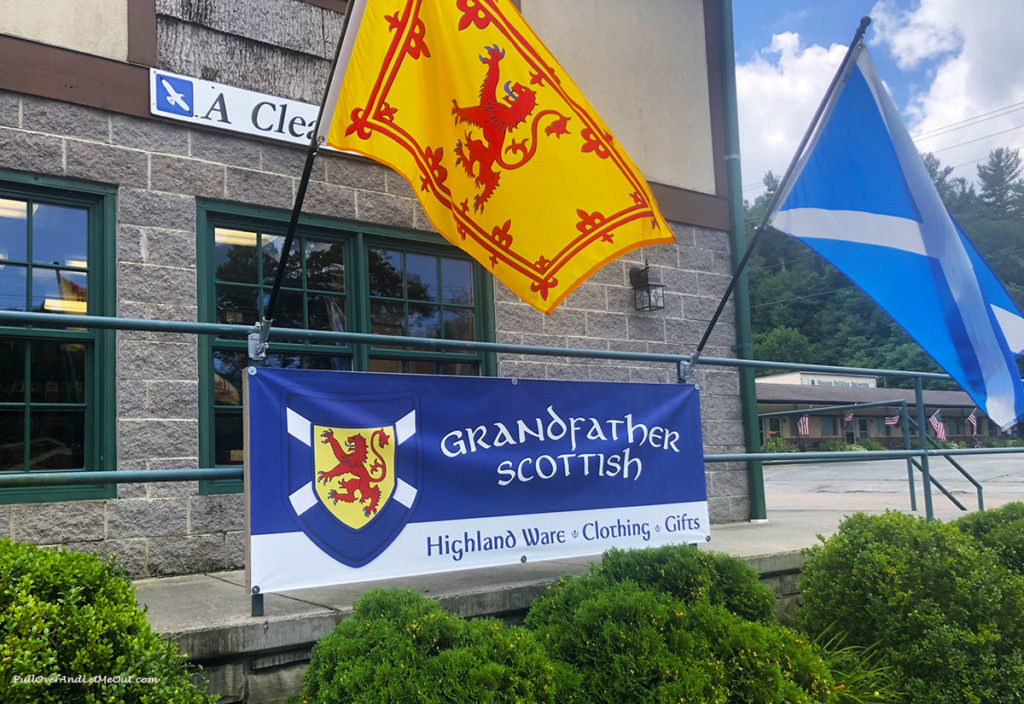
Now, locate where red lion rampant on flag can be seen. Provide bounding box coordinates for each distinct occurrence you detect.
[452,44,537,212]
[317,428,390,517]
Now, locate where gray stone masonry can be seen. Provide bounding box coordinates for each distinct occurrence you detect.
[1,88,751,576]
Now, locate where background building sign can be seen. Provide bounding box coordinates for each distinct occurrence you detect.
[149,69,324,147]
[246,369,708,594]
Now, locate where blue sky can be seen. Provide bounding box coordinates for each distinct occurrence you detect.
[732,0,1024,198]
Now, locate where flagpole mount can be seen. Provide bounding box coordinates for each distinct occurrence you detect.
[248,317,272,362]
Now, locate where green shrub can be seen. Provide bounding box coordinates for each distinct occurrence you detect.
[762,435,799,453]
[0,539,213,704]
[818,439,852,452]
[797,511,1024,704]
[857,437,886,451]
[596,544,776,623]
[291,589,578,704]
[525,575,836,704]
[813,630,903,704]
[954,501,1024,574]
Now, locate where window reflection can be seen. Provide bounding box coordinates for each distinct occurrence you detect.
[33,203,87,267]
[441,258,473,304]
[30,341,84,403]
[262,234,301,287]
[215,285,258,325]
[306,241,345,291]
[0,198,27,263]
[308,294,346,332]
[29,409,85,470]
[0,264,27,311]
[369,248,403,297]
[0,411,25,470]
[215,228,258,283]
[408,303,441,338]
[406,253,438,301]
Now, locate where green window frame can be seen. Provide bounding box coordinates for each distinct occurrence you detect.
[0,171,116,504]
[196,200,495,494]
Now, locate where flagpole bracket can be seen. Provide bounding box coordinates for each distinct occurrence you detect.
[678,358,696,384]
[248,318,272,362]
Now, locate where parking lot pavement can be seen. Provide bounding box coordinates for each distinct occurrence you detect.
[761,453,1024,525]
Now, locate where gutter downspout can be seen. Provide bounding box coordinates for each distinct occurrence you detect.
[719,0,767,520]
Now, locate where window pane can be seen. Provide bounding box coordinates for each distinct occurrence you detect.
[213,350,246,406]
[29,409,85,470]
[0,263,27,311]
[407,360,439,375]
[438,361,477,376]
[215,228,258,283]
[370,300,405,337]
[30,341,85,403]
[369,358,403,374]
[32,203,88,268]
[441,258,473,304]
[264,288,304,330]
[0,410,24,470]
[0,339,24,402]
[0,198,27,263]
[306,241,345,292]
[443,308,474,341]
[369,248,403,297]
[261,234,301,287]
[408,303,441,339]
[214,410,243,465]
[215,284,259,325]
[406,253,438,301]
[32,269,87,315]
[308,294,347,332]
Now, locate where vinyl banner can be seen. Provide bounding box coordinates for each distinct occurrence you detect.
[246,368,708,594]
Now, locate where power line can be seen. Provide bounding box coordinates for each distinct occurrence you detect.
[912,101,1024,141]
[750,285,859,309]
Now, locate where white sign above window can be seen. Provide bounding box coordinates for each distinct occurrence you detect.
[149,69,333,148]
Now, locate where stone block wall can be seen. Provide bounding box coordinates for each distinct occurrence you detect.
[0,84,749,577]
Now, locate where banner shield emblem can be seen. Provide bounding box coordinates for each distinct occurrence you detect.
[275,388,419,567]
[313,424,396,529]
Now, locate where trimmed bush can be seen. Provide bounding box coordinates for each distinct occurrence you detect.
[798,511,1024,704]
[0,539,213,704]
[291,589,578,704]
[525,575,836,704]
[596,544,776,623]
[857,437,886,451]
[762,435,799,453]
[954,501,1024,574]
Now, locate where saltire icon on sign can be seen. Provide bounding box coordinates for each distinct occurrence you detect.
[248,370,421,568]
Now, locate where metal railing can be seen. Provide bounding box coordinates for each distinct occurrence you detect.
[2,308,1021,520]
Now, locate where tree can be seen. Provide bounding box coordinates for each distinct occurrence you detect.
[977,147,1024,213]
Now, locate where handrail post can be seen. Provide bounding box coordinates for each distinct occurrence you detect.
[901,399,916,511]
[915,377,934,519]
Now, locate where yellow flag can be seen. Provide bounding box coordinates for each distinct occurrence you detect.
[319,0,672,313]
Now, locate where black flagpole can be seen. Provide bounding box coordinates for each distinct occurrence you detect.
[248,0,357,361]
[679,16,871,380]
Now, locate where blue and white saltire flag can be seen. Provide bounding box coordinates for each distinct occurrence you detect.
[768,45,1024,430]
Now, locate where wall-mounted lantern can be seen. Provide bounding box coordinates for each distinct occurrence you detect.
[629,261,665,312]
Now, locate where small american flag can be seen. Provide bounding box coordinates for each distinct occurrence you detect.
[929,410,947,442]
[797,414,810,436]
[884,414,900,426]
[967,409,978,436]
[843,412,854,425]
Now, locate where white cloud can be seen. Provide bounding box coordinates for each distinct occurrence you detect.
[735,32,847,199]
[870,0,960,69]
[736,1,1024,198]
[872,0,1024,177]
